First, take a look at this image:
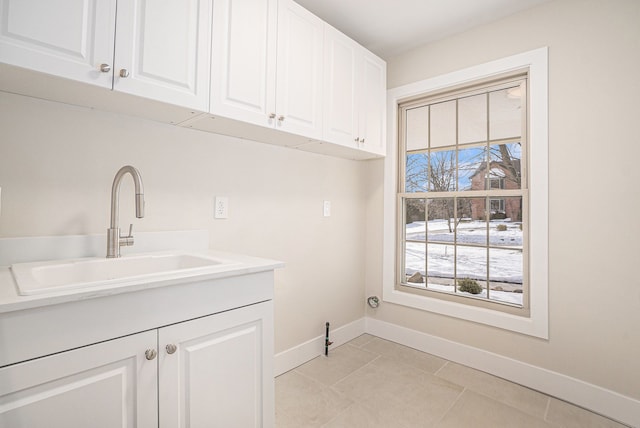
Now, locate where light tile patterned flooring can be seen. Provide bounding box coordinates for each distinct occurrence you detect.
[275,334,628,428]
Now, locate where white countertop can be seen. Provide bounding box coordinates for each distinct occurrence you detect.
[0,250,284,314]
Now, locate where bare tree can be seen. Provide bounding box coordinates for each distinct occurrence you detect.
[428,152,458,232]
[490,143,521,188]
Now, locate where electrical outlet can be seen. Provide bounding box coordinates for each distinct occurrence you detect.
[323,200,331,217]
[214,196,228,219]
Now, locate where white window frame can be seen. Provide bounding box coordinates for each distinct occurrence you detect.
[383,47,549,338]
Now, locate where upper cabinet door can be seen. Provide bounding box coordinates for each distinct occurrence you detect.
[322,24,359,148]
[359,50,386,155]
[322,24,386,155]
[211,0,277,126]
[113,0,212,111]
[0,0,115,88]
[275,0,323,140]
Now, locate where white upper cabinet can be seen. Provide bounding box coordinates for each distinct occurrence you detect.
[114,0,212,111]
[359,50,386,155]
[274,0,324,139]
[210,0,323,139]
[0,0,212,111]
[0,0,384,158]
[323,24,386,156]
[210,0,278,126]
[0,0,116,89]
[322,26,358,148]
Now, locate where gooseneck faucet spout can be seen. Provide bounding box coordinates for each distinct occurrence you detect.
[107,165,145,258]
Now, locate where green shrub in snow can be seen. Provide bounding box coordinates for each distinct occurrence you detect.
[458,278,483,294]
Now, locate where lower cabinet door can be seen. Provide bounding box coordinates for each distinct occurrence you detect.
[158,301,274,428]
[0,330,158,428]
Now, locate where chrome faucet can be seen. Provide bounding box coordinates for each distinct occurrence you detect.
[107,165,145,258]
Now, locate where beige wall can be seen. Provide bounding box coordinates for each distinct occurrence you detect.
[0,92,367,353]
[366,0,640,400]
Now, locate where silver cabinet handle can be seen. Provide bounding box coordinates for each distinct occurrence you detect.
[268,113,276,119]
[119,69,130,78]
[354,137,359,142]
[359,138,365,143]
[145,349,157,360]
[277,115,285,122]
[100,64,111,73]
[165,344,177,355]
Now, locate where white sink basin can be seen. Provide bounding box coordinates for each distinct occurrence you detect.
[11,252,236,296]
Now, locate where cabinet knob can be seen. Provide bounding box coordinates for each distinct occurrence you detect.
[277,115,285,122]
[359,138,365,143]
[100,64,111,73]
[119,69,130,78]
[165,344,177,355]
[268,113,276,119]
[145,349,157,360]
[354,137,359,142]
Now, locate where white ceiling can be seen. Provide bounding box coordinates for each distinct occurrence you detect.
[293,0,552,59]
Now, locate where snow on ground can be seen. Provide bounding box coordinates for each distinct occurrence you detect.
[406,219,522,247]
[404,219,524,305]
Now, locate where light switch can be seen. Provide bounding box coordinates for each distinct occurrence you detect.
[323,200,331,217]
[215,196,228,219]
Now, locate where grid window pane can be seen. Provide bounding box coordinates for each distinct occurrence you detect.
[458,93,487,144]
[456,246,487,295]
[430,100,456,148]
[427,244,455,293]
[489,197,523,249]
[456,198,487,246]
[405,241,426,284]
[406,106,429,151]
[489,87,522,140]
[405,198,426,241]
[458,145,487,191]
[427,198,454,244]
[488,248,523,305]
[429,149,456,191]
[489,142,522,190]
[406,153,428,192]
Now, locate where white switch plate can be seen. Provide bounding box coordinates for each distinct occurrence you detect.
[215,196,228,219]
[323,200,331,217]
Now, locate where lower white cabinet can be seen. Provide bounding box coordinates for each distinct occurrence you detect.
[0,301,273,428]
[159,301,274,428]
[0,330,157,428]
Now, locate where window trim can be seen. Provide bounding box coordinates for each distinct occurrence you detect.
[383,47,549,339]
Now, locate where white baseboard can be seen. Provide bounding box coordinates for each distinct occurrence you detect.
[274,318,366,376]
[365,317,639,427]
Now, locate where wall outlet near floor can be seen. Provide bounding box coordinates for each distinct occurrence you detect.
[323,200,331,217]
[214,196,228,219]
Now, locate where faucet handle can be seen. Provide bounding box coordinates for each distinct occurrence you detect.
[119,224,135,247]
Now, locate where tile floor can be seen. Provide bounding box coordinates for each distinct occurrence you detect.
[275,334,629,428]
